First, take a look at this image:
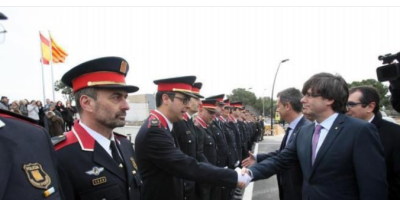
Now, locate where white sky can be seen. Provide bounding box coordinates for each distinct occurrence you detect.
[1,4,400,103]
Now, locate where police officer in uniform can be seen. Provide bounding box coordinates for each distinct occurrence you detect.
[0,12,63,200]
[54,57,142,200]
[135,76,245,200]
[173,82,204,200]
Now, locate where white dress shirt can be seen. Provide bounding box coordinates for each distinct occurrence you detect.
[79,121,117,158]
[285,114,304,145]
[314,113,339,155]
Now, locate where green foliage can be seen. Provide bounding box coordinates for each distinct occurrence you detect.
[227,88,275,117]
[347,79,391,109]
[54,80,74,101]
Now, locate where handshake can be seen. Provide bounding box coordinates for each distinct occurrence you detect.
[235,167,252,189]
[235,151,257,189]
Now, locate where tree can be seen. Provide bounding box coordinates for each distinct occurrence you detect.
[54,80,74,102]
[227,88,275,117]
[347,79,391,109]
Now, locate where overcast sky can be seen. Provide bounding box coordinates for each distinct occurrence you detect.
[1,6,400,103]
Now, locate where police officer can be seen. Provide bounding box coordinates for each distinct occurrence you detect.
[54,57,142,200]
[173,82,204,200]
[135,76,246,200]
[0,12,63,200]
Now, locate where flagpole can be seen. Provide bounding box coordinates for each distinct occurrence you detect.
[49,31,55,101]
[39,32,46,104]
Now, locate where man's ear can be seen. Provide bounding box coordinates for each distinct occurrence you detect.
[80,95,95,113]
[367,102,377,113]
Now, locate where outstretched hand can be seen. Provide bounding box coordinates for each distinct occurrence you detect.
[242,151,256,167]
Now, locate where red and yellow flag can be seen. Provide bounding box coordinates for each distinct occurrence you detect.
[40,32,68,65]
[40,33,50,65]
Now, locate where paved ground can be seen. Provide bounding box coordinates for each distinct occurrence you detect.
[244,134,284,200]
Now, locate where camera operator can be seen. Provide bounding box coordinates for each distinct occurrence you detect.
[376,52,400,112]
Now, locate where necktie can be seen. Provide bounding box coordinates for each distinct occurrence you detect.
[284,127,292,147]
[311,125,323,165]
[110,140,124,169]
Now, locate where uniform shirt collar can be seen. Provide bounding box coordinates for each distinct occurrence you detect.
[79,121,115,156]
[155,109,173,131]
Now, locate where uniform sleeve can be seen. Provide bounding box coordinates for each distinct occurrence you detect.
[353,123,388,200]
[144,127,237,188]
[194,126,209,163]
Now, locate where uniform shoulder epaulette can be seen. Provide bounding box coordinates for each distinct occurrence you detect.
[114,132,127,138]
[148,115,161,128]
[0,109,38,125]
[51,135,66,146]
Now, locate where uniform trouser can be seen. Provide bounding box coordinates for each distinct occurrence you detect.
[220,187,230,200]
[210,186,221,200]
[199,184,211,200]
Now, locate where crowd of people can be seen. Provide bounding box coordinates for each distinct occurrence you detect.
[0,96,76,136]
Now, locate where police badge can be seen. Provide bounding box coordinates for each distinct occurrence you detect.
[23,163,51,189]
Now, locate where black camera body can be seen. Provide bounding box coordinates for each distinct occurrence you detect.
[377,52,400,82]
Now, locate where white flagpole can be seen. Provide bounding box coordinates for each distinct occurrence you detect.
[48,31,55,101]
[39,32,46,104]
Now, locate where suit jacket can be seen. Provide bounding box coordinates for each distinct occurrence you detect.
[0,109,63,200]
[55,122,141,200]
[371,113,400,200]
[250,113,387,200]
[257,116,311,200]
[135,111,237,200]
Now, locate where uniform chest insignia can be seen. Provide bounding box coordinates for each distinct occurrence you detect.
[85,166,104,176]
[23,163,52,189]
[130,157,138,170]
[0,119,5,128]
[92,176,107,186]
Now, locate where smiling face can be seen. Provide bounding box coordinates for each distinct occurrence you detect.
[93,89,130,129]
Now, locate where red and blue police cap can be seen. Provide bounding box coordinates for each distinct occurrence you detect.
[230,101,243,109]
[205,94,225,105]
[61,57,139,93]
[192,82,204,99]
[201,99,218,112]
[153,76,197,98]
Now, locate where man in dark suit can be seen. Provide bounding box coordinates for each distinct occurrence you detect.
[243,72,387,200]
[135,76,247,200]
[242,87,311,200]
[347,85,400,200]
[173,82,204,200]
[54,57,142,200]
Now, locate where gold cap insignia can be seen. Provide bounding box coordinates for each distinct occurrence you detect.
[120,61,127,74]
[23,163,52,189]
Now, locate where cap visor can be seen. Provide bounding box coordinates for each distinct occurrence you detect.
[92,85,139,93]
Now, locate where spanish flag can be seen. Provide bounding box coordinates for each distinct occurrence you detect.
[40,32,68,65]
[40,33,50,65]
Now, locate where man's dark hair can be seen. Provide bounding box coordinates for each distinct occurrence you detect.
[1,96,7,101]
[302,72,349,113]
[74,88,98,113]
[155,92,176,108]
[277,87,303,113]
[349,86,380,114]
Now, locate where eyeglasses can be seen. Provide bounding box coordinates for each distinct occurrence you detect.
[346,101,364,108]
[303,92,322,98]
[174,96,190,105]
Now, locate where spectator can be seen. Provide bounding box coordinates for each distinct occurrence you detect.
[65,102,76,131]
[9,107,22,115]
[43,98,51,112]
[55,101,67,126]
[27,100,39,121]
[9,100,19,111]
[19,99,28,116]
[36,100,45,127]
[0,96,9,110]
[46,111,64,137]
